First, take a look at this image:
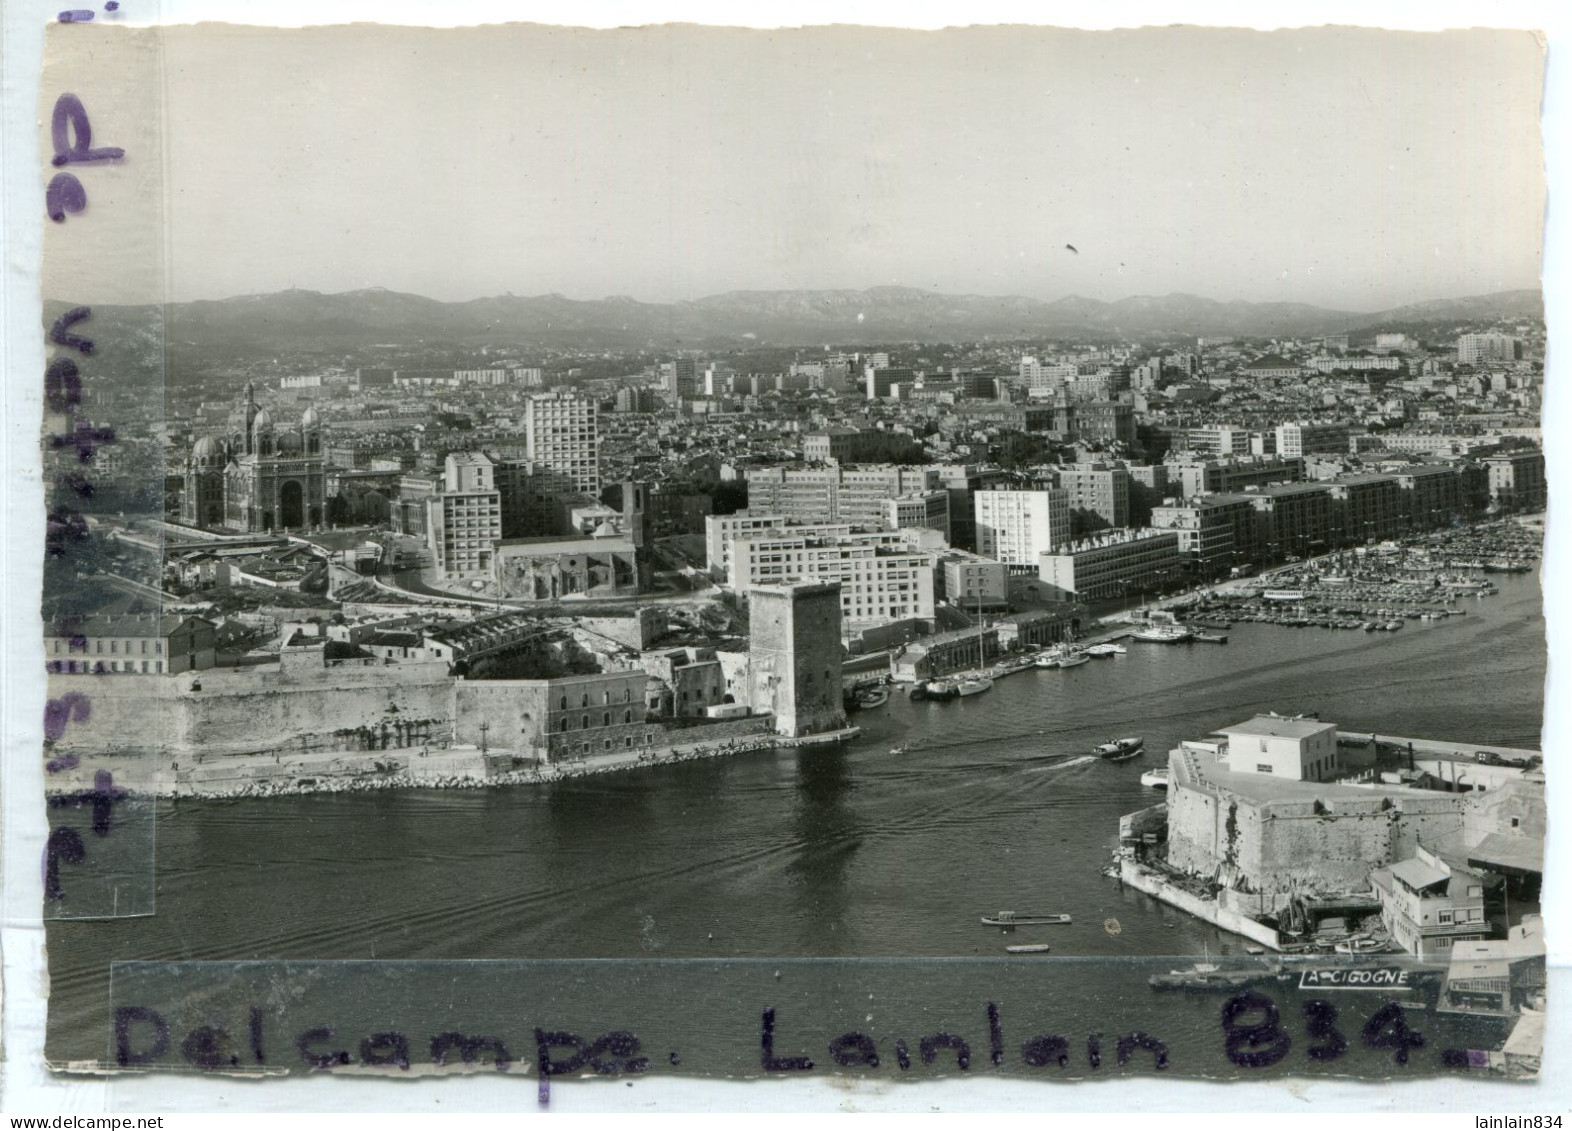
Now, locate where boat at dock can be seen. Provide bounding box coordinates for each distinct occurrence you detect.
[1004,943,1052,954]
[1191,632,1228,644]
[955,675,994,697]
[1095,736,1145,761]
[1057,651,1091,668]
[853,687,889,709]
[918,679,958,701]
[1084,643,1127,656]
[981,911,1073,927]
[1140,768,1169,789]
[1149,962,1291,992]
[1034,654,1061,669]
[1131,625,1194,643]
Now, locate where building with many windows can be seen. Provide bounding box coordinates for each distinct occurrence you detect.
[1151,495,1262,576]
[1483,451,1547,513]
[523,392,601,494]
[1456,333,1520,366]
[1371,845,1490,960]
[1275,421,1352,458]
[885,491,951,541]
[1045,462,1130,531]
[1035,528,1183,602]
[45,613,216,676]
[1246,481,1337,558]
[726,530,936,630]
[425,452,503,579]
[975,489,1071,569]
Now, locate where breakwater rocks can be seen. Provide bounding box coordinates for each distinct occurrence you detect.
[49,732,857,802]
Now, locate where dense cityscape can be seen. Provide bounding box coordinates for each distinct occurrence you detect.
[40,285,1547,1074]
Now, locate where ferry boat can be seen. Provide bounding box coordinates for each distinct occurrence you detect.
[1131,624,1194,644]
[955,675,994,697]
[1095,736,1145,761]
[1004,943,1052,955]
[1140,768,1169,789]
[981,911,1073,927]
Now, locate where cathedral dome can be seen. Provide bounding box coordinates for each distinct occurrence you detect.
[300,406,321,429]
[251,407,274,432]
[192,435,222,462]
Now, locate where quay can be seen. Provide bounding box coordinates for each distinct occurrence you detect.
[45,726,863,801]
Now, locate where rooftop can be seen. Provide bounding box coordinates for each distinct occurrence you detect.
[1219,714,1336,741]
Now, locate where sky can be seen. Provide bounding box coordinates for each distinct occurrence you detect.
[126,23,1548,310]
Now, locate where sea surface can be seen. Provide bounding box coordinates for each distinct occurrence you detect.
[44,570,1546,1069]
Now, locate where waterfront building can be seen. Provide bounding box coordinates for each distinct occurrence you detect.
[1245,481,1337,558]
[1217,715,1340,781]
[747,581,848,738]
[44,612,215,676]
[1370,845,1490,960]
[1326,472,1406,543]
[975,488,1072,569]
[1391,464,1470,528]
[1035,528,1184,602]
[523,391,601,494]
[1483,450,1546,512]
[703,513,852,579]
[1150,494,1261,575]
[934,549,1010,612]
[727,530,936,630]
[1275,421,1352,458]
[455,669,652,763]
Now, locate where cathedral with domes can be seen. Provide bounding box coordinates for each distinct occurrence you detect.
[180,383,327,531]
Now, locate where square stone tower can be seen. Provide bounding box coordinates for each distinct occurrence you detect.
[747,581,847,738]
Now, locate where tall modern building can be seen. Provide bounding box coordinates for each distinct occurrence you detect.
[425,452,502,579]
[665,358,700,398]
[1456,333,1520,366]
[523,392,601,495]
[975,489,1071,569]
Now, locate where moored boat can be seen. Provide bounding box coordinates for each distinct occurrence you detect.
[1131,625,1194,643]
[1140,767,1169,789]
[1057,652,1091,668]
[955,675,994,697]
[981,911,1072,927]
[1084,643,1127,656]
[1034,654,1061,669]
[854,687,889,709]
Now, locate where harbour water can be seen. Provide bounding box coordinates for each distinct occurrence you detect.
[44,570,1544,1066]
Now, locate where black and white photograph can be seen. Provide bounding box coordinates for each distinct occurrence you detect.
[4,5,1562,1115]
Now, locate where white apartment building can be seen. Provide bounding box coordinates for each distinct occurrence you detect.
[523,392,600,494]
[1275,421,1352,458]
[1456,333,1519,366]
[426,452,502,579]
[885,491,951,541]
[703,513,852,579]
[728,531,936,628]
[975,489,1071,569]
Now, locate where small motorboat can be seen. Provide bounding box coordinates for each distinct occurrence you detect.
[854,687,889,709]
[1140,768,1169,789]
[1034,655,1061,669]
[889,744,908,756]
[1004,943,1052,955]
[1095,737,1144,761]
[981,911,1073,927]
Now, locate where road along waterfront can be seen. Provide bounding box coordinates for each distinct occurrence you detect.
[44,568,1542,1063]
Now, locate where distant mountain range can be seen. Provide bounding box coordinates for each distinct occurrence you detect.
[67,285,1543,352]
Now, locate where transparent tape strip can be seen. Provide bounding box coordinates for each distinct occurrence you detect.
[40,20,169,919]
[87,957,1536,1082]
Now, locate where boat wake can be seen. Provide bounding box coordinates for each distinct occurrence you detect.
[1027,754,1098,774]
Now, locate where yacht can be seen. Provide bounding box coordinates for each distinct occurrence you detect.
[955,675,994,697]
